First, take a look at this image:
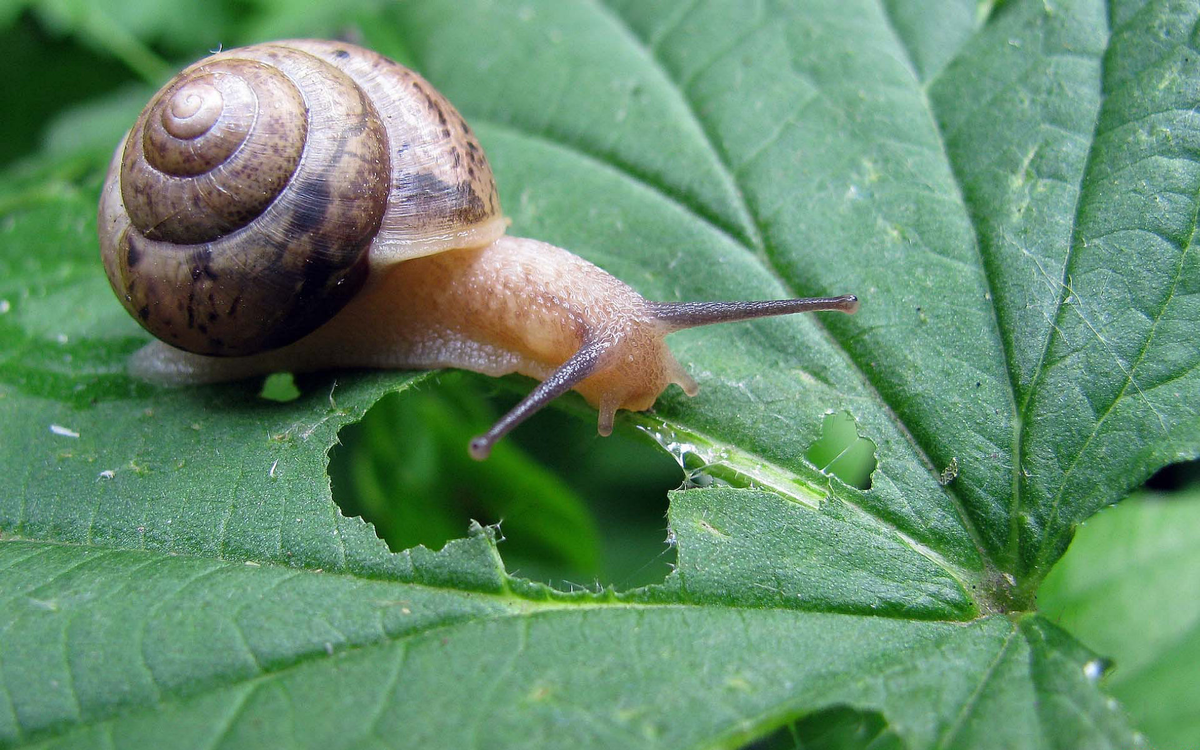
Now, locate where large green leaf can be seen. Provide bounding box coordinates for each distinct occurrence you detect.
[2,0,1196,746]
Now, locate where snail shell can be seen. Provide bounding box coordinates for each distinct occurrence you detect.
[99,40,505,356]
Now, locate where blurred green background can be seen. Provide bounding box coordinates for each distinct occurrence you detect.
[1,0,883,589]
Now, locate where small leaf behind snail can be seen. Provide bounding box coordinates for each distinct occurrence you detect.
[99,40,858,459]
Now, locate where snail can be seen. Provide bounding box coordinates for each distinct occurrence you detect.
[98,40,859,459]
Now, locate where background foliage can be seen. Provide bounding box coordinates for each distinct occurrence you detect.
[1,0,1198,747]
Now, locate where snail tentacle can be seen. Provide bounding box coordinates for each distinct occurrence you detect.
[468,337,613,460]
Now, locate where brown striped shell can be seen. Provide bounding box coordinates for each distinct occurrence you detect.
[99,40,506,356]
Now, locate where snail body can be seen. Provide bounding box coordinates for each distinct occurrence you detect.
[100,40,858,458]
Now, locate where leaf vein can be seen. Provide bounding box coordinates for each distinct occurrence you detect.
[592,0,764,253]
[935,624,1019,749]
[365,641,408,740]
[199,682,257,750]
[877,0,1012,572]
[1031,177,1195,570]
[645,0,702,52]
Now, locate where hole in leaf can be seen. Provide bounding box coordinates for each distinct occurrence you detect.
[804,411,877,490]
[328,371,682,590]
[258,372,300,402]
[739,706,901,750]
[1144,459,1200,492]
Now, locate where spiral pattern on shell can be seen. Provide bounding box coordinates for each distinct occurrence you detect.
[99,40,505,356]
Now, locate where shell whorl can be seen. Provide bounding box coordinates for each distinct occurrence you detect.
[121,59,310,244]
[99,40,505,357]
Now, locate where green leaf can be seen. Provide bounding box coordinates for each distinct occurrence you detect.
[1039,490,1200,749]
[0,540,1132,749]
[2,0,1196,745]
